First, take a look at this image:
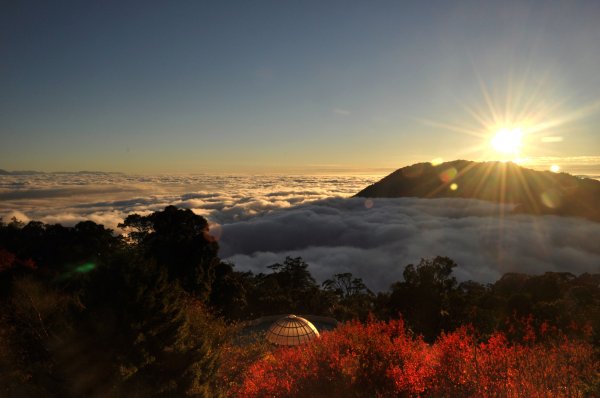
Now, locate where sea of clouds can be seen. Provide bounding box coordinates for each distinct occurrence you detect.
[1,172,599,291]
[222,197,600,290]
[0,173,374,227]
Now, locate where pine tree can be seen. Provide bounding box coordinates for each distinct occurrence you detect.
[52,253,223,397]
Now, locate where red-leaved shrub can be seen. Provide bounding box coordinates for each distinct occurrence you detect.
[227,319,598,397]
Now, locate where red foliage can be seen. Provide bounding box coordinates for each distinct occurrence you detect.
[505,313,593,343]
[0,248,17,272]
[226,319,598,397]
[0,249,36,273]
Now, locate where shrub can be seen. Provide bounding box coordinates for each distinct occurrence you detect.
[231,319,599,397]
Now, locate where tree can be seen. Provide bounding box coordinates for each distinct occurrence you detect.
[323,273,374,321]
[0,274,75,397]
[209,262,253,319]
[0,218,226,397]
[0,219,120,276]
[119,206,220,299]
[380,256,459,341]
[246,257,332,317]
[53,254,223,397]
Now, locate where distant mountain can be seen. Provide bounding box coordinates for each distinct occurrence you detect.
[355,160,600,222]
[0,169,122,176]
[0,169,45,175]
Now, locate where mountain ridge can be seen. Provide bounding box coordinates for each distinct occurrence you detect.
[355,160,600,222]
[0,169,123,176]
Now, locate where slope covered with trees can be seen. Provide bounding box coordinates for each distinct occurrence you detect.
[1,206,598,396]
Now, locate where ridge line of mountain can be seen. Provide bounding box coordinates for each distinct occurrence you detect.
[355,159,600,222]
[0,169,123,176]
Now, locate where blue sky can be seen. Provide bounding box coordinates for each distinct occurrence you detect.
[1,0,599,173]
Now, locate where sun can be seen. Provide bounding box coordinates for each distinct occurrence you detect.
[418,73,600,166]
[490,127,522,156]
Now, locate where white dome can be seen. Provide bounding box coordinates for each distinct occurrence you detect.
[265,314,320,346]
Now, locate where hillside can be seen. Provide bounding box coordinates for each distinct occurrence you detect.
[355,160,600,222]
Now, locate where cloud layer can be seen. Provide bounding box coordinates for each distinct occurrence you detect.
[220,197,600,291]
[2,173,599,292]
[0,173,377,229]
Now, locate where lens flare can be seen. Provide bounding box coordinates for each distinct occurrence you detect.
[439,167,457,183]
[74,263,95,273]
[540,190,562,209]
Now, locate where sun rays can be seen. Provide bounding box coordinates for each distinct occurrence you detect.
[418,69,600,170]
[419,159,565,272]
[412,67,600,257]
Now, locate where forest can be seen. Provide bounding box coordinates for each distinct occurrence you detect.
[1,205,598,397]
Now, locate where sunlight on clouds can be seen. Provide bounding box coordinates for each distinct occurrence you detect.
[0,210,30,223]
[541,136,563,143]
[519,156,600,178]
[0,173,382,230]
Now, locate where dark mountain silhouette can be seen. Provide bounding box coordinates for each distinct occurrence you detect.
[0,168,122,175]
[0,169,44,175]
[355,160,600,222]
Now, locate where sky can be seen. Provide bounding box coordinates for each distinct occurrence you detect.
[1,0,600,173]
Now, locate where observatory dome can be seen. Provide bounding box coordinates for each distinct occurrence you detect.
[265,314,320,346]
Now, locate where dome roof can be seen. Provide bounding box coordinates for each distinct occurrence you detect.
[265,314,320,346]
